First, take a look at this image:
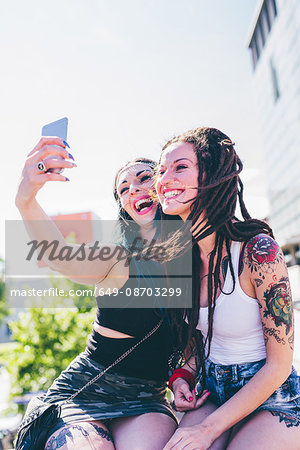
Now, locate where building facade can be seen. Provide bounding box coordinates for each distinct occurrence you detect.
[247,0,300,251]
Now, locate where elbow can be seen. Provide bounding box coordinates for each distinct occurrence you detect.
[284,359,293,380]
[280,364,293,384]
[282,353,294,381]
[265,359,293,386]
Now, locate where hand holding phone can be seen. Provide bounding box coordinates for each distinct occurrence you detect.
[41,117,68,174]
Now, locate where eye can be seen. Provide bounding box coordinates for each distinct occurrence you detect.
[158,168,165,175]
[176,164,188,171]
[120,186,129,195]
[140,174,152,183]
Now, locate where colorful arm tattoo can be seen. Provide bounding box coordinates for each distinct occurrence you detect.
[262,276,293,336]
[244,234,294,349]
[244,234,284,274]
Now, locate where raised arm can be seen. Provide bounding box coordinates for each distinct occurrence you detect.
[15,137,126,285]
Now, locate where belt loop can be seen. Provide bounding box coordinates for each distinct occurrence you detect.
[214,364,220,380]
[232,364,238,383]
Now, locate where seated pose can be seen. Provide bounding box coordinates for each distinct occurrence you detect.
[15,137,207,450]
[155,127,300,450]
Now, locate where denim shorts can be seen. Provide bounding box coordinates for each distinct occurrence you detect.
[195,359,300,427]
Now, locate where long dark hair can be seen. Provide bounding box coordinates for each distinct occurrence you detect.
[159,127,273,383]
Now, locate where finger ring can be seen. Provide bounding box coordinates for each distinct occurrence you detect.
[37,161,46,172]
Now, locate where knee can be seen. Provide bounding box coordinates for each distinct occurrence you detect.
[45,421,114,449]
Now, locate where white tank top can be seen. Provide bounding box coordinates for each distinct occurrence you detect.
[196,241,266,364]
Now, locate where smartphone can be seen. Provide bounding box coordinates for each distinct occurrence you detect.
[41,117,68,173]
[42,117,68,141]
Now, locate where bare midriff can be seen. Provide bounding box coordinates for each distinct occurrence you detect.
[93,321,135,339]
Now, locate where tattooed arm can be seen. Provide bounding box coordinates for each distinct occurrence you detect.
[200,234,293,434]
[244,233,294,356]
[164,234,294,450]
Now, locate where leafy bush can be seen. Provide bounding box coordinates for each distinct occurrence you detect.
[0,258,8,325]
[6,277,97,398]
[7,307,96,397]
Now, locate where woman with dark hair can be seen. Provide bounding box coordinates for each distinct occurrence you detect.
[155,127,300,449]
[15,138,208,449]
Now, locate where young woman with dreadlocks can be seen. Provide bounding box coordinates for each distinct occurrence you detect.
[155,127,300,450]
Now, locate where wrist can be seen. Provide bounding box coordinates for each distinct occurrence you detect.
[15,195,38,211]
[172,377,186,390]
[200,413,224,440]
[193,421,218,447]
[168,368,196,392]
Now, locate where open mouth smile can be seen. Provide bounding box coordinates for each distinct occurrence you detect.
[133,195,154,215]
[162,188,184,201]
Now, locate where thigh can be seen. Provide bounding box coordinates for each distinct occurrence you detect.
[179,402,230,450]
[45,420,115,450]
[109,413,177,450]
[227,410,300,450]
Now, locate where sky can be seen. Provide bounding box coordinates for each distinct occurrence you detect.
[0,0,269,258]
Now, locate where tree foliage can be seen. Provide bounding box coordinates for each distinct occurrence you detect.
[6,278,96,398]
[0,257,8,326]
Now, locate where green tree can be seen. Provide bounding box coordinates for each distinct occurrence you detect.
[6,277,96,399]
[0,257,9,326]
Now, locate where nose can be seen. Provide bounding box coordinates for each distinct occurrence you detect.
[158,169,172,186]
[129,183,141,195]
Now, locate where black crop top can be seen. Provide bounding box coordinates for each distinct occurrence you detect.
[95,257,166,337]
[85,257,176,381]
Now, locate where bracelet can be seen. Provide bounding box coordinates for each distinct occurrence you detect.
[168,368,196,392]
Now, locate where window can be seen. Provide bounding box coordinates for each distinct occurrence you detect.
[283,249,293,267]
[257,19,265,48]
[248,0,278,70]
[270,58,280,102]
[250,37,259,68]
[267,0,278,22]
[261,3,271,35]
[295,245,300,265]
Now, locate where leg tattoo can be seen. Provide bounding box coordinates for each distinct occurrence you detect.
[270,411,300,428]
[89,422,113,441]
[45,427,75,449]
[45,423,113,449]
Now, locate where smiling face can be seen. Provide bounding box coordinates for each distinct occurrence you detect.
[156,142,199,221]
[116,162,157,226]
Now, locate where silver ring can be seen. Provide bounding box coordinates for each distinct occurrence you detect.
[37,161,46,172]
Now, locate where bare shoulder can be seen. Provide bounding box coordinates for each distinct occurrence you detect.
[241,233,284,278]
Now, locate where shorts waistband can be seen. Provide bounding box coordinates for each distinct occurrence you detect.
[205,358,266,383]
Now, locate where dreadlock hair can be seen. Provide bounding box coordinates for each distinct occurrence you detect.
[159,127,274,389]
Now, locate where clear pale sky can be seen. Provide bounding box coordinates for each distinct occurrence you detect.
[0,0,268,258]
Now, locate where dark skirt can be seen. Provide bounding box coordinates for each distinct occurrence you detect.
[43,351,177,432]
